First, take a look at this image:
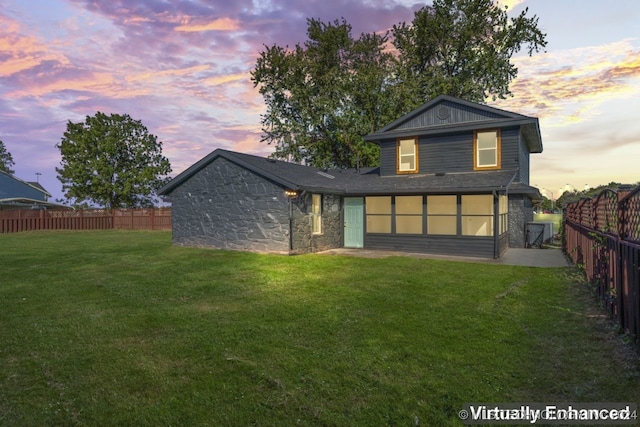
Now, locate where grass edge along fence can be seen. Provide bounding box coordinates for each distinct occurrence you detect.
[0,208,171,233]
[564,184,640,352]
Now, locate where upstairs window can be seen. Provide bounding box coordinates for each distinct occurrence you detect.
[397,137,418,174]
[474,130,501,170]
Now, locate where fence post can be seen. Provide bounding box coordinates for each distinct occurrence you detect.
[616,186,633,335]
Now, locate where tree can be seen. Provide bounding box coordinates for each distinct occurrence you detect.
[0,139,15,174]
[56,112,172,208]
[252,4,547,168]
[392,0,547,103]
[252,18,402,169]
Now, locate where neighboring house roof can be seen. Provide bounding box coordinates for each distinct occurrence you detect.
[159,148,540,198]
[0,170,51,200]
[27,181,49,194]
[364,95,543,154]
[0,171,68,209]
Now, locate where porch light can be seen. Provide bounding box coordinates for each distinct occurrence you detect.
[284,190,298,198]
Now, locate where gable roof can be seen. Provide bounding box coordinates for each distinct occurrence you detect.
[159,148,539,198]
[0,171,69,209]
[158,149,362,195]
[365,95,543,153]
[0,170,51,200]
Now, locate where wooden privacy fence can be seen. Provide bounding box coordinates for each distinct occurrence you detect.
[564,185,640,352]
[0,208,171,233]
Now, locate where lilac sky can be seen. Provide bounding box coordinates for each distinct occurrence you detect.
[1,0,639,202]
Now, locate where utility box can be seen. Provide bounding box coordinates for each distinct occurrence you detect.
[526,222,554,248]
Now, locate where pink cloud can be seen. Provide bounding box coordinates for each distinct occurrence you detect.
[494,40,640,123]
[174,17,241,32]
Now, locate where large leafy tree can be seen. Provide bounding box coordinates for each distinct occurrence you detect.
[392,0,547,103]
[252,18,401,169]
[56,112,172,208]
[0,139,15,174]
[252,2,546,167]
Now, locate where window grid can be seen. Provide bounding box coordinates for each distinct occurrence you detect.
[396,137,419,174]
[474,130,501,171]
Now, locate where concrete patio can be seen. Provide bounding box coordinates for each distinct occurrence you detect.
[318,247,571,268]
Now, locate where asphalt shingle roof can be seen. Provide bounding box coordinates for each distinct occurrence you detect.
[159,149,540,197]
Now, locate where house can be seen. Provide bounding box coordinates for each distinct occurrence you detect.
[0,171,57,210]
[159,95,542,258]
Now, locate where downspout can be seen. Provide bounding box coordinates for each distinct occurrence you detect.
[505,170,518,196]
[493,190,500,259]
[498,170,520,258]
[288,197,293,254]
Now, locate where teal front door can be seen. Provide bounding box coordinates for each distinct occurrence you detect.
[344,197,364,248]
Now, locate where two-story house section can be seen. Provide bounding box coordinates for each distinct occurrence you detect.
[160,95,543,258]
[360,95,543,258]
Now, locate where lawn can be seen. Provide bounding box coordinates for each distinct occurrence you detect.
[1,230,638,426]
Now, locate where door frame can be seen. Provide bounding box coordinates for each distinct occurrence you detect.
[344,197,364,248]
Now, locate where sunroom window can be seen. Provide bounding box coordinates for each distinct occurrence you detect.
[366,196,391,233]
[461,195,494,236]
[395,196,423,234]
[426,195,457,235]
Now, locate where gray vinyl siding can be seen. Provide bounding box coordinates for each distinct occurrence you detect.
[500,127,520,172]
[380,127,526,176]
[518,133,530,184]
[396,100,504,130]
[380,140,397,176]
[422,133,472,173]
[364,234,495,258]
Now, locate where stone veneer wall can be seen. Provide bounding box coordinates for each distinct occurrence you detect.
[166,157,291,253]
[508,194,534,248]
[290,193,342,254]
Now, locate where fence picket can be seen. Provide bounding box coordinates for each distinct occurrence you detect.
[0,208,171,234]
[564,185,640,353]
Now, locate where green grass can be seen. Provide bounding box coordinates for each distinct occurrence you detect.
[533,213,563,234]
[1,230,638,426]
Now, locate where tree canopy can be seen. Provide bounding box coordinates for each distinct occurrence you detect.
[252,1,547,168]
[56,112,172,208]
[252,18,402,169]
[0,139,15,175]
[392,0,547,103]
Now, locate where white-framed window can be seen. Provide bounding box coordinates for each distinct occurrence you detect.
[474,130,501,170]
[312,194,322,234]
[397,137,418,173]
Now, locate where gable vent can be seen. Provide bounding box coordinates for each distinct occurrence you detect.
[437,105,450,120]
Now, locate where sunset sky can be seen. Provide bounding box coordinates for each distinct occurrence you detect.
[1,0,639,203]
